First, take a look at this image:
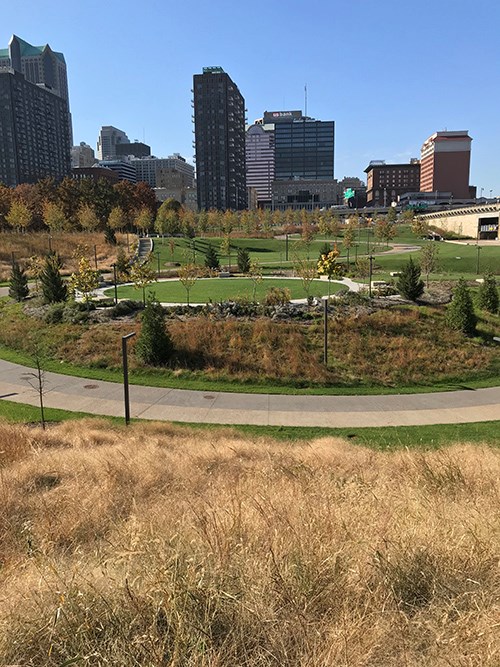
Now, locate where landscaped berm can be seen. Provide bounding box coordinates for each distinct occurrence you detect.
[0,420,498,665]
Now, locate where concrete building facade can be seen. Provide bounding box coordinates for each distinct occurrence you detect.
[245,123,275,205]
[116,141,151,158]
[194,67,247,210]
[132,155,194,188]
[420,130,472,200]
[71,142,96,168]
[97,126,130,160]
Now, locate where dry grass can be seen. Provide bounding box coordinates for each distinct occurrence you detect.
[0,419,498,665]
[0,231,131,280]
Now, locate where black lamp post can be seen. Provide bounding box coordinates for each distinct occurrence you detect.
[122,332,136,425]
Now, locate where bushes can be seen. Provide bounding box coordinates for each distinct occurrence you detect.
[110,299,143,318]
[263,286,291,306]
[237,247,251,273]
[397,257,424,301]
[40,254,67,304]
[477,274,499,314]
[446,278,477,336]
[135,295,173,365]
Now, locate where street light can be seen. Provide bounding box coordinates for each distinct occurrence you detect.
[122,332,136,425]
[112,263,118,305]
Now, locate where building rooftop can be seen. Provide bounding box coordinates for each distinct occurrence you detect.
[0,35,65,63]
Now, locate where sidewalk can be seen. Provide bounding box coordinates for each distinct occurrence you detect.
[0,359,499,428]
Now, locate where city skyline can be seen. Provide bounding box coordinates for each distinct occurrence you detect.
[1,0,499,195]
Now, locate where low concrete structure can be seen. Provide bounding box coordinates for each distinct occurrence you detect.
[420,203,499,239]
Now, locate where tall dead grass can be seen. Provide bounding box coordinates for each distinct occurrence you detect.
[0,419,498,665]
[0,231,130,280]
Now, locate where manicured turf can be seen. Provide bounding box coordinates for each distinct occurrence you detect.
[0,398,498,449]
[106,277,344,303]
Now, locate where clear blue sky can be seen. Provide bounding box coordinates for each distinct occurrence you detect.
[2,0,499,194]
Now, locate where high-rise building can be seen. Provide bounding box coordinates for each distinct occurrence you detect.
[97,126,130,160]
[0,69,71,186]
[364,159,420,206]
[71,142,96,168]
[420,131,472,199]
[193,67,246,211]
[273,113,334,181]
[116,141,151,158]
[0,35,72,185]
[132,154,194,188]
[0,35,73,146]
[246,123,275,205]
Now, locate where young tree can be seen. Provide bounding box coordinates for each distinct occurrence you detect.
[78,204,100,232]
[130,256,156,305]
[9,261,29,302]
[294,257,318,302]
[69,254,100,305]
[411,216,428,237]
[342,225,356,267]
[317,246,343,298]
[135,207,154,235]
[249,260,263,301]
[386,206,397,223]
[477,273,499,314]
[115,247,132,282]
[107,206,127,231]
[205,245,220,270]
[178,263,199,305]
[220,235,231,269]
[42,201,67,232]
[446,278,477,336]
[420,243,440,287]
[237,247,251,273]
[40,254,67,304]
[396,257,425,301]
[6,200,33,232]
[27,255,44,294]
[375,217,396,247]
[155,199,181,236]
[136,294,172,365]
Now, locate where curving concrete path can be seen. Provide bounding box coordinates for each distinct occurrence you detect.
[0,359,499,427]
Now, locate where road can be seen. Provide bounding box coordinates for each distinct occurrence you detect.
[0,359,499,427]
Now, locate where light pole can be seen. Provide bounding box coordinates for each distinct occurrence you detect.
[368,255,374,298]
[476,244,481,275]
[112,263,118,305]
[156,251,161,278]
[122,332,136,426]
[323,298,328,365]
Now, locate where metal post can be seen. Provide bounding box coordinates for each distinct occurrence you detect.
[156,251,161,277]
[122,332,136,425]
[346,247,350,269]
[323,298,328,365]
[285,233,289,262]
[476,244,481,275]
[113,263,118,305]
[369,256,373,298]
[94,245,98,270]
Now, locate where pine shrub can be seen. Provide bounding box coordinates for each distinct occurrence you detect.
[204,245,220,270]
[136,295,172,365]
[40,254,67,304]
[237,247,251,273]
[446,278,477,336]
[9,261,29,302]
[397,257,425,301]
[477,274,499,314]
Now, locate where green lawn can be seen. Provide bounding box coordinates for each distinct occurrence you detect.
[0,398,498,449]
[106,277,344,303]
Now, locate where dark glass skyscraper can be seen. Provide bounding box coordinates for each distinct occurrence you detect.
[274,118,335,180]
[193,67,246,211]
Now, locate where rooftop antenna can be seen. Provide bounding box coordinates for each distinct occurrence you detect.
[304,84,307,117]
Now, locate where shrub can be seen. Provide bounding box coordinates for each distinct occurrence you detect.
[43,303,65,323]
[477,273,499,314]
[110,299,143,318]
[237,247,251,273]
[40,254,67,304]
[9,261,29,302]
[135,295,173,365]
[263,286,291,306]
[446,278,477,336]
[397,257,424,301]
[204,245,220,270]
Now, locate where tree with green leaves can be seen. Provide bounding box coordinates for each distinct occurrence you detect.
[220,235,231,269]
[375,217,396,248]
[411,216,428,237]
[9,261,29,302]
[135,207,154,235]
[130,256,156,305]
[446,278,477,336]
[78,204,100,232]
[40,254,67,304]
[237,247,251,273]
[136,294,172,366]
[155,199,181,236]
[205,245,220,270]
[249,260,263,301]
[69,254,100,305]
[396,257,425,301]
[107,206,127,231]
[6,200,33,232]
[42,200,66,232]
[386,206,397,223]
[178,263,199,305]
[477,273,499,314]
[420,243,440,287]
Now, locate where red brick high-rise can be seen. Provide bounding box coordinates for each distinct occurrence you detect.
[420,131,472,199]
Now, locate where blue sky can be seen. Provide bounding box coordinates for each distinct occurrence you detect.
[2,0,499,194]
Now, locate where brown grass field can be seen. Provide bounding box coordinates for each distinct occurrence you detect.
[0,419,498,665]
[0,232,132,280]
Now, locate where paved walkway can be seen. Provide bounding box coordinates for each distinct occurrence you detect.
[0,359,498,427]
